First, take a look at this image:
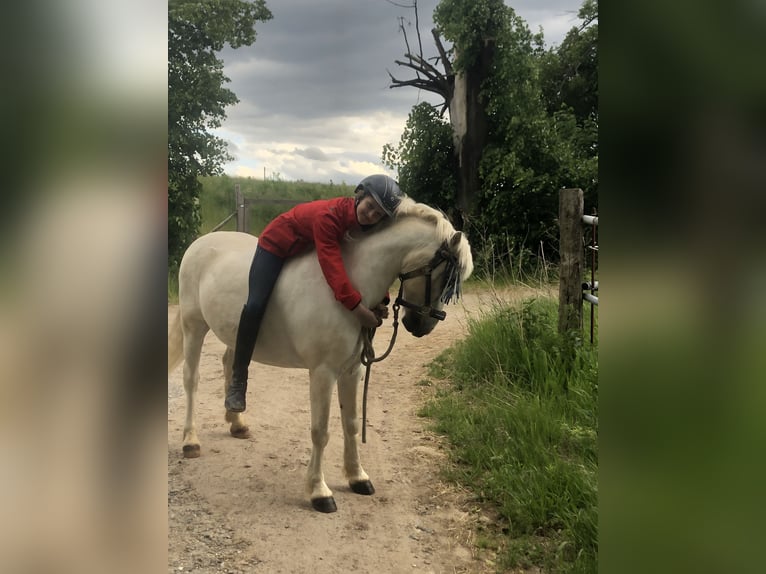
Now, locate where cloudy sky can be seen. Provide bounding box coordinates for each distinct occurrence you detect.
[214,0,585,185]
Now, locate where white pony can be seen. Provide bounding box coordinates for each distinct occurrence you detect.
[167,197,473,512]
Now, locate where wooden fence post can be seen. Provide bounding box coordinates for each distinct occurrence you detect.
[558,188,584,334]
[235,183,246,233]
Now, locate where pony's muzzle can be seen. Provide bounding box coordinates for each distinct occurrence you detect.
[402,312,440,338]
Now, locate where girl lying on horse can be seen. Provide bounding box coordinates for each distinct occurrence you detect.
[225,174,403,413]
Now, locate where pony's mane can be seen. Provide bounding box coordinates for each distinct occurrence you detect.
[394,197,453,243]
[394,197,473,281]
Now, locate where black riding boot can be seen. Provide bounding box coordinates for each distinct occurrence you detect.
[225,306,259,412]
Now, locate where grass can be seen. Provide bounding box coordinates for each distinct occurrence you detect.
[198,175,354,236]
[421,297,598,573]
[168,175,354,301]
[168,269,179,304]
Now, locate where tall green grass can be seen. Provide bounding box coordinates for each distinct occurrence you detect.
[198,175,353,236]
[168,176,354,301]
[422,297,597,573]
[168,269,179,304]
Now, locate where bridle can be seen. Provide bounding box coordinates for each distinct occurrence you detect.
[362,243,457,367]
[395,245,459,321]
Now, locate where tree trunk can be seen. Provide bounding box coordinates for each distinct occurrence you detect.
[449,40,495,225]
[388,14,495,228]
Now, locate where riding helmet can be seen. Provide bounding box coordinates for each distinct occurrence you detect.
[355,174,403,217]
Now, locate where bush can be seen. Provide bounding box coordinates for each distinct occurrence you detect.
[423,297,597,573]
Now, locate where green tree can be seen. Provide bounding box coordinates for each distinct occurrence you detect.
[540,0,598,124]
[168,0,272,269]
[382,102,459,219]
[386,0,598,272]
[539,0,598,212]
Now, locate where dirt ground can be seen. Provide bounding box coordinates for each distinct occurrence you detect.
[168,286,547,574]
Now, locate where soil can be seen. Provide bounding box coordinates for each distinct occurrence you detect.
[168,286,547,574]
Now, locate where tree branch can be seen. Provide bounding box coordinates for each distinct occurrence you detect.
[431,28,453,76]
[387,70,448,99]
[404,52,445,80]
[383,0,415,8]
[398,16,413,66]
[387,3,455,107]
[394,56,442,83]
[414,0,424,64]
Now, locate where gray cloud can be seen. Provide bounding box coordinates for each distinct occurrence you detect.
[294,146,331,161]
[220,1,430,120]
[215,0,586,183]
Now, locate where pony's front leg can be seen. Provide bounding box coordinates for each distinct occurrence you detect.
[222,347,250,439]
[337,364,374,496]
[306,366,337,513]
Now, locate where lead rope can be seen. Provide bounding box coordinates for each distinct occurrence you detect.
[360,301,400,443]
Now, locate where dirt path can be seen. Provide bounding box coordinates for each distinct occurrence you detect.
[168,286,548,574]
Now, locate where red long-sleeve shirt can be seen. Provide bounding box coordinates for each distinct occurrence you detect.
[257,197,363,310]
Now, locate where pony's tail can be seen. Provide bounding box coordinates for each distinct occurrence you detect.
[168,307,184,374]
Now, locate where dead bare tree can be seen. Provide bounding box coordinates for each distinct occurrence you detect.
[387,0,493,225]
[387,19,454,114]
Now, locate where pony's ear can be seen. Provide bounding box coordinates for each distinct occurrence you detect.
[449,231,463,251]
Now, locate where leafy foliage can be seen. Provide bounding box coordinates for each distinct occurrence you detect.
[385,0,598,274]
[168,0,272,269]
[433,0,515,73]
[382,103,458,217]
[540,0,598,125]
[539,0,598,214]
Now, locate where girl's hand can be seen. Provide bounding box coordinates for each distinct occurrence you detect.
[352,304,383,328]
[373,303,389,320]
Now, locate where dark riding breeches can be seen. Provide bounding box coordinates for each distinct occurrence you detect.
[232,245,285,380]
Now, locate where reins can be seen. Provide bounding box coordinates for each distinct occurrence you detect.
[360,300,400,443]
[358,245,460,443]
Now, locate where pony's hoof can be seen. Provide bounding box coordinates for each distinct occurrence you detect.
[182,444,201,458]
[311,497,337,513]
[229,426,251,439]
[350,480,375,495]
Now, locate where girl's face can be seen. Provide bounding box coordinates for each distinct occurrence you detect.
[356,195,387,226]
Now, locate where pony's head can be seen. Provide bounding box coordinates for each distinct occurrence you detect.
[392,199,474,338]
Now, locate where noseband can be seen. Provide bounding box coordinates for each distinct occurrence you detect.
[395,246,459,321]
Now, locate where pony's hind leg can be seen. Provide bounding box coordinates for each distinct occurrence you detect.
[306,366,337,513]
[181,318,208,458]
[223,347,250,439]
[337,364,374,496]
